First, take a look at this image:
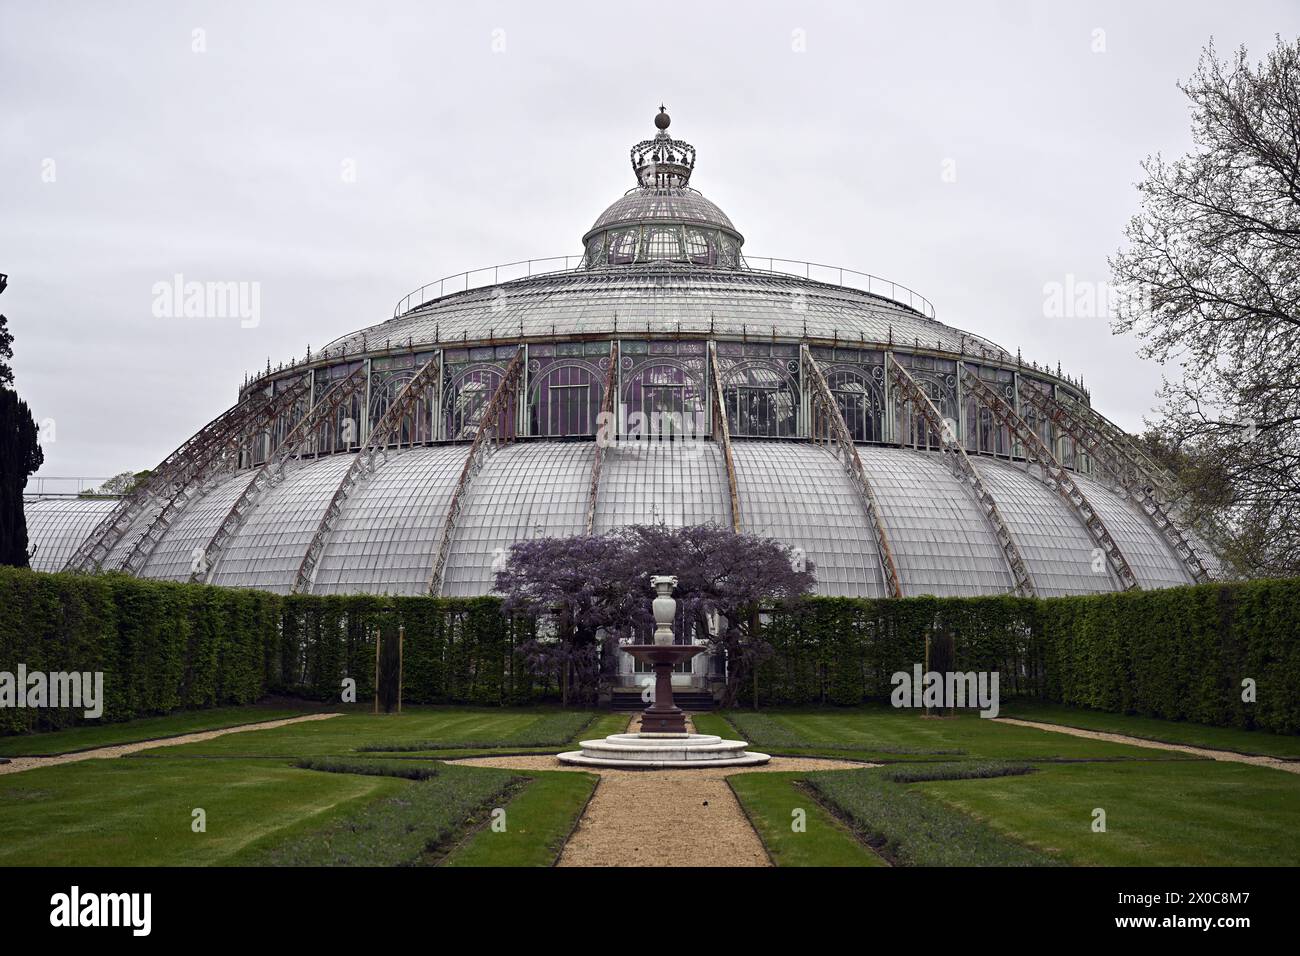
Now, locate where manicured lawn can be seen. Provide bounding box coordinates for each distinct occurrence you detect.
[147,707,601,758]
[916,759,1300,866]
[1000,702,1300,759]
[727,772,885,867]
[6,702,1300,868]
[698,708,1193,762]
[0,756,404,866]
[0,705,316,757]
[806,764,1057,866]
[230,761,522,866]
[443,770,598,867]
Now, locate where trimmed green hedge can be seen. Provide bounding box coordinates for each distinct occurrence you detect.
[0,569,278,734]
[1,567,1297,735]
[0,568,546,734]
[1036,580,1300,734]
[749,580,1300,734]
[747,595,1039,707]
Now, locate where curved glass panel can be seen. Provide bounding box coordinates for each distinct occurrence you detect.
[440,443,593,598]
[209,455,354,593]
[858,448,1014,596]
[313,446,470,595]
[731,442,886,598]
[143,471,259,580]
[22,497,119,572]
[593,440,731,532]
[972,459,1112,596]
[1074,474,1195,589]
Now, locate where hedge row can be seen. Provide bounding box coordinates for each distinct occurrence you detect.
[749,580,1300,734]
[0,568,545,735]
[744,595,1040,708]
[2,566,1298,735]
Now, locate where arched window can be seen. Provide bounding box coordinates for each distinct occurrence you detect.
[621,358,706,440]
[443,365,504,440]
[722,360,798,438]
[824,367,885,443]
[529,362,603,437]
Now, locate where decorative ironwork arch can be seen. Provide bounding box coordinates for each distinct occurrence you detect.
[526,358,606,437]
[718,358,799,438]
[820,363,886,444]
[443,361,507,441]
[620,355,707,440]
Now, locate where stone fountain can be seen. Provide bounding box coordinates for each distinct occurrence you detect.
[558,576,770,768]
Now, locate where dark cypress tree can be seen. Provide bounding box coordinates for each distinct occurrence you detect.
[0,289,46,567]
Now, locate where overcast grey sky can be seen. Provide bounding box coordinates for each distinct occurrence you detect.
[3,0,1296,482]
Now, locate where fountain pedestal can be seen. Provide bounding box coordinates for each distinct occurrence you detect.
[624,643,704,734]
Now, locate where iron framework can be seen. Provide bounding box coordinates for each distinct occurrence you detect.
[585,341,619,533]
[64,375,312,573]
[293,356,442,593]
[802,345,904,598]
[887,354,1036,597]
[426,347,526,595]
[959,365,1140,591]
[1017,383,1210,584]
[707,341,743,533]
[193,365,369,584]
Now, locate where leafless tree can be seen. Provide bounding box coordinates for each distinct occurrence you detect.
[1111,35,1300,577]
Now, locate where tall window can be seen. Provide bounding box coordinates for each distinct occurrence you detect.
[621,354,706,441]
[444,367,502,440]
[825,368,884,443]
[722,362,798,438]
[529,363,601,437]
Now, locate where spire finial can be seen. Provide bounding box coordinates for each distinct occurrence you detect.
[655,104,670,130]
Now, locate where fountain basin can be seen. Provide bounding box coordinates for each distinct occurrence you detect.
[558,732,771,768]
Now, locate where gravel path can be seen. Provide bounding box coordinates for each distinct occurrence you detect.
[450,713,871,867]
[997,717,1300,774]
[0,714,341,776]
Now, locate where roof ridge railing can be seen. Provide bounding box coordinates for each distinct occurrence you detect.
[740,256,936,320]
[391,253,936,320]
[393,256,585,317]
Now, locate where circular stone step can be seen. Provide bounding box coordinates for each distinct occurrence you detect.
[557,732,771,768]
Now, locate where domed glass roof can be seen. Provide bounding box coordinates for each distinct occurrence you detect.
[28,106,1215,606]
[587,188,738,236]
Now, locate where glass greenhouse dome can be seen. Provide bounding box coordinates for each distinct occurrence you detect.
[28,108,1216,612]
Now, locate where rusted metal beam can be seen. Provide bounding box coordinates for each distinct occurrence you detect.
[886,354,1036,597]
[1017,384,1210,584]
[1056,392,1179,499]
[707,340,743,534]
[425,347,526,596]
[584,341,619,533]
[801,344,904,598]
[191,365,369,584]
[292,357,442,594]
[63,375,310,573]
[960,365,1140,591]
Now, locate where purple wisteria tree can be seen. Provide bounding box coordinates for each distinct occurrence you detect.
[493,524,816,706]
